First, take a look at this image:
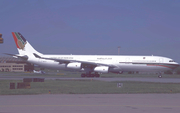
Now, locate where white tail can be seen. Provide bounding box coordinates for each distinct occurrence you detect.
[12,32,43,57]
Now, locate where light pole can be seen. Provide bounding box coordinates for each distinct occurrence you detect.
[118,46,121,55]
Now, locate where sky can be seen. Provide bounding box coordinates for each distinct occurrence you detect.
[0,0,180,62]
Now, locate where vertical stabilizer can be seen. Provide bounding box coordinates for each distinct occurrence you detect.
[12,32,43,56]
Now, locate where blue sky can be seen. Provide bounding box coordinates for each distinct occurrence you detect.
[0,0,180,62]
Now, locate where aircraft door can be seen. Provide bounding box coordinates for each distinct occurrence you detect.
[159,58,163,63]
[126,57,130,63]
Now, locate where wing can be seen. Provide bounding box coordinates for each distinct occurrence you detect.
[33,53,115,68]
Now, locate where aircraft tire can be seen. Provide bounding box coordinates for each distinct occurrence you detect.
[86,74,91,77]
[91,74,95,77]
[95,74,100,78]
[81,74,86,78]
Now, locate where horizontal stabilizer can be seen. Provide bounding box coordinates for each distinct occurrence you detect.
[4,53,28,60]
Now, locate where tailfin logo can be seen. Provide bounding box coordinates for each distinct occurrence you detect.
[15,32,27,50]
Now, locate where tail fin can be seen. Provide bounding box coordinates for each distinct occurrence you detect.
[12,32,43,56]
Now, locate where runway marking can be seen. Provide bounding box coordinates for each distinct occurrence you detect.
[0,104,180,108]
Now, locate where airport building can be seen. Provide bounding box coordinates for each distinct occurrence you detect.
[0,56,34,72]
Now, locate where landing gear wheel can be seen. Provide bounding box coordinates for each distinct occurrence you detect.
[81,72,100,78]
[81,73,86,78]
[95,74,100,78]
[91,74,95,77]
[86,74,91,78]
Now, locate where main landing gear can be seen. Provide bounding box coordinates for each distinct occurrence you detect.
[81,73,100,78]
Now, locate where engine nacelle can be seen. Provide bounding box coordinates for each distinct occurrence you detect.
[109,67,123,74]
[94,66,109,73]
[67,62,82,70]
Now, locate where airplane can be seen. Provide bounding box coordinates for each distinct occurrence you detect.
[9,32,179,78]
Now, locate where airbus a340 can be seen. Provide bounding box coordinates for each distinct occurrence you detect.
[9,32,179,78]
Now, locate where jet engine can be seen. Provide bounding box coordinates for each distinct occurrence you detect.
[94,66,109,73]
[109,67,123,74]
[67,62,82,70]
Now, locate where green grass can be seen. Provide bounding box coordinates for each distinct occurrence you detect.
[1,79,180,95]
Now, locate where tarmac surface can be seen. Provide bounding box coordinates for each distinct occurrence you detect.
[1,94,180,113]
[1,74,180,113]
[1,75,180,83]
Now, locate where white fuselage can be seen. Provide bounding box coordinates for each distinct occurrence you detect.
[28,54,179,73]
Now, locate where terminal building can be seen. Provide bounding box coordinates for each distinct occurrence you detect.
[0,56,34,72]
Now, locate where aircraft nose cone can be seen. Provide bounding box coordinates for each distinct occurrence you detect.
[175,63,180,68]
[175,62,180,66]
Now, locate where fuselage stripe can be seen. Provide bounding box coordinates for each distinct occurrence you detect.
[147,64,176,69]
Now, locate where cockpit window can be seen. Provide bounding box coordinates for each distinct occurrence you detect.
[169,60,174,62]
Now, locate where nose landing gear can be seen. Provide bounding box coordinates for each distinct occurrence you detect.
[158,72,162,78]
